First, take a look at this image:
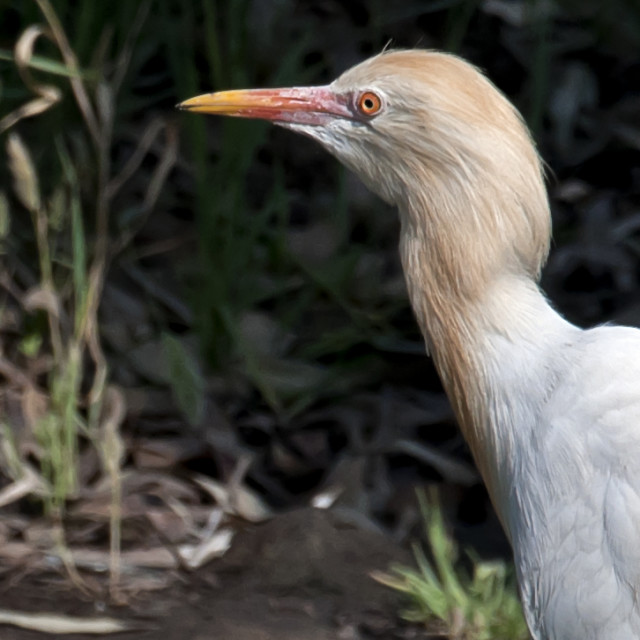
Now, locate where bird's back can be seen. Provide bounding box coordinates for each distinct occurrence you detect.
[510,324,640,639]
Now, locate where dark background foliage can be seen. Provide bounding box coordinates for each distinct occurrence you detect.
[0,0,639,606]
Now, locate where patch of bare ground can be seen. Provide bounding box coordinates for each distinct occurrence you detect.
[0,508,440,640]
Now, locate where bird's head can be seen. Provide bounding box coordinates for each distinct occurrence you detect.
[180,50,550,282]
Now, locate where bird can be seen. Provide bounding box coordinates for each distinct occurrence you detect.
[180,50,640,640]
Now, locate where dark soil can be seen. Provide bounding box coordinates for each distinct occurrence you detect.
[0,509,438,640]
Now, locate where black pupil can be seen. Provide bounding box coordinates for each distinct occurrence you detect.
[364,97,374,110]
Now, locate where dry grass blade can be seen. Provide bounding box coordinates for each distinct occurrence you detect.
[20,385,49,437]
[394,439,478,486]
[178,526,234,569]
[0,25,61,134]
[106,119,167,200]
[106,118,179,256]
[111,1,152,93]
[0,609,130,634]
[0,356,32,389]
[22,286,62,322]
[69,546,178,571]
[0,418,45,492]
[194,466,272,523]
[51,523,92,595]
[34,0,100,146]
[133,122,179,214]
[98,386,127,599]
[6,134,63,356]
[0,466,46,508]
[6,133,41,214]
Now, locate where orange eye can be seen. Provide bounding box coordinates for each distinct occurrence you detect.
[357,91,382,116]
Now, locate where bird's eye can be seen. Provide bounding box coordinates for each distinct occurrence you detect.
[356,91,382,117]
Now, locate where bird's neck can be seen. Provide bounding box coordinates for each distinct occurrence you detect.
[400,214,576,528]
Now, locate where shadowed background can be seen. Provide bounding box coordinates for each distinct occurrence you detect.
[0,1,638,637]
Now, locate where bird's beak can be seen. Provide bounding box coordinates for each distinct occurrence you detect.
[178,86,352,126]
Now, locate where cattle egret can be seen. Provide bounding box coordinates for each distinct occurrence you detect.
[180,51,640,639]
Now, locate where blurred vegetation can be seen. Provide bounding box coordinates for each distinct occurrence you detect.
[0,0,638,623]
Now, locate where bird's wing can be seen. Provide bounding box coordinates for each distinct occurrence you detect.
[524,324,640,639]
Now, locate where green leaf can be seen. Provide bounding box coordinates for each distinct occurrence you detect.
[161,332,206,427]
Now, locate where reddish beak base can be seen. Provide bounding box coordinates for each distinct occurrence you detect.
[178,86,352,126]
